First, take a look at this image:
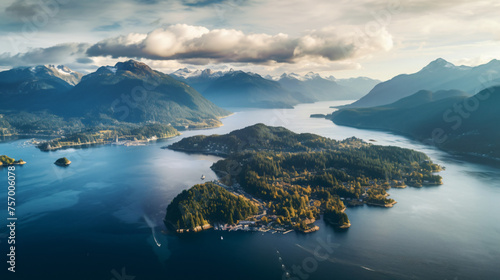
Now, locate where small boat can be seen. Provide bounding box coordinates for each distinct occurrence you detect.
[221,236,223,240]
[201,174,206,180]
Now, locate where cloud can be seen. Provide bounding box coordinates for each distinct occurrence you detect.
[87,24,393,64]
[182,0,232,7]
[135,0,161,4]
[93,22,122,32]
[75,57,93,64]
[0,43,90,66]
[4,0,38,18]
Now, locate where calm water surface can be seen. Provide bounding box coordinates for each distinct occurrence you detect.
[1,101,499,280]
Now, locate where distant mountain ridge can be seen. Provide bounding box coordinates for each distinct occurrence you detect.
[171,68,380,108]
[171,68,226,80]
[0,65,83,111]
[277,72,375,101]
[334,77,381,98]
[346,58,500,108]
[329,87,500,159]
[170,68,226,93]
[202,70,312,108]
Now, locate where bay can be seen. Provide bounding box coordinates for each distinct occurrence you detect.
[1,101,499,280]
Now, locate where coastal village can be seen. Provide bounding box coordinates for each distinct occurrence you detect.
[37,133,164,151]
[174,179,318,235]
[176,176,414,235]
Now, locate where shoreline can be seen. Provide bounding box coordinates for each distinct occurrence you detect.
[0,160,26,167]
[166,146,229,157]
[37,132,182,152]
[328,118,500,165]
[169,221,319,235]
[366,201,398,208]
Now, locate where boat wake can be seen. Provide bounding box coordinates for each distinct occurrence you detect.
[361,266,375,272]
[144,215,161,247]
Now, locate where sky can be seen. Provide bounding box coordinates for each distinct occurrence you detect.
[0,0,499,80]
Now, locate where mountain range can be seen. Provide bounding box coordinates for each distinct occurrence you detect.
[276,72,379,101]
[277,73,351,101]
[346,58,500,108]
[0,60,230,136]
[201,70,314,108]
[170,68,379,108]
[171,68,226,93]
[61,60,230,128]
[172,69,311,108]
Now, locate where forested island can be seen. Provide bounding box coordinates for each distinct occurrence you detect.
[54,157,71,166]
[0,155,26,166]
[165,124,442,233]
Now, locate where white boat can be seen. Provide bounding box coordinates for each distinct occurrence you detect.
[220,236,223,240]
[201,175,206,180]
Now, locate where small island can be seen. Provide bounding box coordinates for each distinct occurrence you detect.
[0,155,26,166]
[54,157,71,166]
[165,124,443,234]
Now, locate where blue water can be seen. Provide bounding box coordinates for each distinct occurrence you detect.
[1,101,499,280]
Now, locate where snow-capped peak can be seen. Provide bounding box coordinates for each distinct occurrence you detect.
[171,68,226,79]
[105,66,117,74]
[170,67,194,79]
[324,75,337,81]
[279,72,324,81]
[422,58,457,72]
[279,73,307,81]
[264,74,277,81]
[27,65,77,76]
[47,65,76,76]
[304,72,321,80]
[22,64,82,85]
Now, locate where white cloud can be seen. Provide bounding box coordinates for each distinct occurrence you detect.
[87,24,393,64]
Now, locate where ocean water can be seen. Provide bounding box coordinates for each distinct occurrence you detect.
[1,101,499,280]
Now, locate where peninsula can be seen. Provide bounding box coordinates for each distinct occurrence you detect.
[37,123,180,151]
[0,155,26,166]
[165,124,442,234]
